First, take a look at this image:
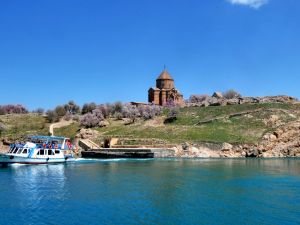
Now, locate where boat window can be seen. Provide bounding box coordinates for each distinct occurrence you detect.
[17,148,23,154]
[9,147,15,153]
[38,149,45,156]
[22,149,28,154]
[55,150,60,154]
[13,148,19,154]
[48,150,54,155]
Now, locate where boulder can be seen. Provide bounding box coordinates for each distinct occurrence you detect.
[246,149,259,158]
[226,98,240,105]
[222,142,233,151]
[76,128,100,139]
[182,142,190,151]
[208,97,221,106]
[262,133,277,142]
[99,120,109,127]
[212,92,223,99]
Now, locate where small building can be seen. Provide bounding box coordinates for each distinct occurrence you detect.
[148,69,183,106]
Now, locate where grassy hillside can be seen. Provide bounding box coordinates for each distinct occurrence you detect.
[0,114,49,140]
[56,103,300,144]
[2,103,300,145]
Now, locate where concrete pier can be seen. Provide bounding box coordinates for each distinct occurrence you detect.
[81,148,175,159]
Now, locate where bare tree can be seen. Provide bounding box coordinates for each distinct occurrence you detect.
[223,89,241,99]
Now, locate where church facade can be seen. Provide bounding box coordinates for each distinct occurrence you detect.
[148,69,184,106]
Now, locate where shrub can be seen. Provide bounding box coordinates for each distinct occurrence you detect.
[64,101,81,115]
[0,104,28,114]
[122,104,140,123]
[92,108,104,121]
[139,104,162,120]
[82,102,97,114]
[80,113,99,128]
[189,95,209,103]
[164,107,179,123]
[33,108,45,115]
[98,104,110,118]
[223,89,241,99]
[114,112,123,120]
[64,113,72,121]
[164,99,176,108]
[54,105,67,117]
[46,110,59,123]
[112,101,123,114]
[0,122,6,135]
[0,107,5,115]
[168,107,179,118]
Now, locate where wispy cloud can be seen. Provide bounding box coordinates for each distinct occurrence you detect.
[227,0,269,9]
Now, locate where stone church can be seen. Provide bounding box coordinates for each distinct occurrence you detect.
[148,69,184,106]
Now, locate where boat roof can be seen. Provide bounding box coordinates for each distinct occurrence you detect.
[28,135,69,141]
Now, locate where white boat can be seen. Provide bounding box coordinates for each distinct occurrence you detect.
[0,136,75,165]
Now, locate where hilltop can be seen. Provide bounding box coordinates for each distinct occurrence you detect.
[1,95,300,157]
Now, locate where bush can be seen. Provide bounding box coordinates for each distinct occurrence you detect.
[64,113,72,121]
[82,102,97,114]
[92,108,104,121]
[139,104,162,120]
[98,104,110,118]
[112,101,123,115]
[168,107,179,118]
[0,122,6,135]
[122,104,140,123]
[0,107,5,115]
[165,99,176,108]
[114,112,123,120]
[54,105,67,117]
[33,108,45,115]
[46,110,59,123]
[64,101,81,115]
[189,95,209,103]
[0,104,28,114]
[164,107,179,123]
[80,113,99,128]
[223,89,241,99]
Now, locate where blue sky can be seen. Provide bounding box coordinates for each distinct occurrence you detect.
[0,0,299,109]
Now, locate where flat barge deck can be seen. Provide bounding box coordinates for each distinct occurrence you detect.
[81,148,175,159]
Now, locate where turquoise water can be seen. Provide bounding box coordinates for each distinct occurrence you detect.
[0,159,300,225]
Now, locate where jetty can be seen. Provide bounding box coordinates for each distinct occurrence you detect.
[81,147,175,159]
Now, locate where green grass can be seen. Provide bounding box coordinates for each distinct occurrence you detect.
[93,103,299,144]
[2,102,299,144]
[54,122,80,139]
[0,114,49,140]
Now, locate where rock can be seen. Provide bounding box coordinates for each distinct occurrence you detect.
[207,97,221,106]
[212,92,223,99]
[246,149,259,158]
[269,115,279,124]
[182,142,190,151]
[222,142,233,151]
[122,118,132,125]
[263,133,277,142]
[76,128,100,139]
[226,98,240,105]
[99,120,109,127]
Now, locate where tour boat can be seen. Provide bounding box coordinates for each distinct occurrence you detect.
[0,136,75,165]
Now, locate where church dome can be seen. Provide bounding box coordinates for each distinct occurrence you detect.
[156,70,174,80]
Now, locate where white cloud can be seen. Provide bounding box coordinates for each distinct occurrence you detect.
[227,0,269,9]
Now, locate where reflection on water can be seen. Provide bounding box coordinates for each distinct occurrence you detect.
[0,159,300,225]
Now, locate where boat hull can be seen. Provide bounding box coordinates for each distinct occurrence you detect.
[0,154,75,165]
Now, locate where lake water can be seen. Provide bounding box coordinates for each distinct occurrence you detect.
[0,159,300,225]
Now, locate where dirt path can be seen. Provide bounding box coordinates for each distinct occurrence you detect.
[49,120,74,136]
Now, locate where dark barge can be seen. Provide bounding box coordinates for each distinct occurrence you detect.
[81,148,175,159]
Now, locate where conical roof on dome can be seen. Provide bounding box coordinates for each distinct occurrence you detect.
[156,69,174,80]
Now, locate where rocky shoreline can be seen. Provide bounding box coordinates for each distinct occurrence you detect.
[172,118,300,158]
